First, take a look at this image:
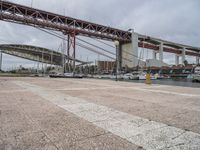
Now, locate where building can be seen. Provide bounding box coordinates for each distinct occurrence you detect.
[97,61,115,73]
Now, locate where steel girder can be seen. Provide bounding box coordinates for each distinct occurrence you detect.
[0,1,131,42]
[0,44,87,66]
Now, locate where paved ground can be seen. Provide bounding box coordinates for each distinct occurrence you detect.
[0,77,200,150]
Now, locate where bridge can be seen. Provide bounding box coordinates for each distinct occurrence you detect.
[0,44,88,70]
[0,0,199,70]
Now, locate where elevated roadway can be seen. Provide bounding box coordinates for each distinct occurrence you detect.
[0,44,87,66]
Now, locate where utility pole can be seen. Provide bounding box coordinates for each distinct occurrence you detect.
[87,56,89,74]
[51,50,53,68]
[97,54,100,74]
[62,35,67,74]
[63,10,67,74]
[31,0,33,7]
[0,51,2,72]
[114,41,119,81]
[37,56,39,74]
[73,33,76,75]
[42,50,44,76]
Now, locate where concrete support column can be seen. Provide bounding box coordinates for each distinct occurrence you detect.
[159,42,163,62]
[182,48,186,65]
[196,56,200,65]
[131,32,139,67]
[175,55,179,66]
[0,51,2,71]
[121,32,138,68]
[152,51,157,60]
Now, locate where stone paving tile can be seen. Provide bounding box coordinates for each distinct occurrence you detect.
[129,126,184,150]
[0,131,58,150]
[68,133,143,150]
[165,111,200,133]
[15,79,200,150]
[39,114,108,142]
[59,85,200,134]
[0,79,142,149]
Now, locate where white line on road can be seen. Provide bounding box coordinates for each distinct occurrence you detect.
[14,81,200,150]
[129,87,200,97]
[0,89,27,93]
[54,86,200,97]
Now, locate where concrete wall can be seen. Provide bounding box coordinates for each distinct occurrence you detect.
[146,59,168,67]
[97,61,115,71]
[121,32,138,68]
[122,43,134,68]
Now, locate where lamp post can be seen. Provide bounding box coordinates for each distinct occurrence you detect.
[0,50,2,72]
[128,28,134,32]
[114,40,119,81]
[31,0,33,7]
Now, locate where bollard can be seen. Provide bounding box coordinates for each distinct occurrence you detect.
[145,73,152,85]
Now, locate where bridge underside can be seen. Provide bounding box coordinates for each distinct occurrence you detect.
[120,33,200,68]
[0,44,87,66]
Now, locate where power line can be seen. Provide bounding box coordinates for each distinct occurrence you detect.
[76,37,115,56]
[92,37,145,61]
[0,38,16,44]
[78,36,142,60]
[37,28,115,57]
[0,29,144,63]
[92,38,115,48]
[36,28,116,60]
[76,42,115,60]
[36,28,135,62]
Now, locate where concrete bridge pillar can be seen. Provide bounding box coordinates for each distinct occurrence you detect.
[159,42,163,62]
[152,51,157,60]
[182,48,186,65]
[131,32,139,67]
[121,32,138,68]
[175,55,179,66]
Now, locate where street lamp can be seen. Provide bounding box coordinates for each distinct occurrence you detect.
[127,28,134,32]
[31,0,33,7]
[114,40,119,81]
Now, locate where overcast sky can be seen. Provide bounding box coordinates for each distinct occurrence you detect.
[0,0,200,70]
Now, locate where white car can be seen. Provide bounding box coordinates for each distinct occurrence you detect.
[123,73,134,80]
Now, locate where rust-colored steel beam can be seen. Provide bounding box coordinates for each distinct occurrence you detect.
[138,42,199,56]
[0,1,131,42]
[186,51,200,57]
[163,47,182,54]
[138,42,181,54]
[138,42,159,50]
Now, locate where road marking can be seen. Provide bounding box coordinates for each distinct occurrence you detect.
[130,87,200,97]
[54,86,200,97]
[34,78,200,97]
[55,86,128,91]
[0,89,27,93]
[14,81,200,150]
